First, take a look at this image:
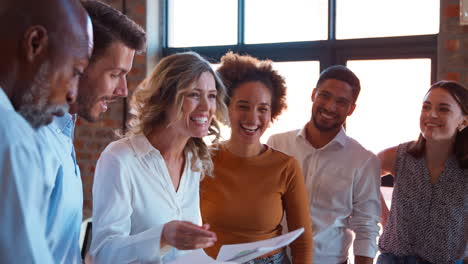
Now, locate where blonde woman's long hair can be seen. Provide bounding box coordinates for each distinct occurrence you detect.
[127,51,228,177]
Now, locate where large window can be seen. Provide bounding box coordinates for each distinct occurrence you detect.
[164,0,439,155]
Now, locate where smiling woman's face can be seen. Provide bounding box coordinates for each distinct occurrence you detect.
[420,87,467,141]
[166,71,218,139]
[228,81,272,145]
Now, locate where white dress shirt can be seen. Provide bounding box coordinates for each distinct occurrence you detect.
[268,126,381,264]
[36,113,83,264]
[91,133,202,264]
[0,87,54,263]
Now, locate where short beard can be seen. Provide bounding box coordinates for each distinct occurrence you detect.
[76,91,100,122]
[18,62,69,129]
[312,114,342,132]
[75,82,113,123]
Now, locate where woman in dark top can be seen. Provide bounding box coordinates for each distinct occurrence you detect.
[377,80,467,264]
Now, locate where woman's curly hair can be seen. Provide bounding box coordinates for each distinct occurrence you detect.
[216,52,287,121]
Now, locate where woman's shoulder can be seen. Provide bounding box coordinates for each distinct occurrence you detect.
[208,142,227,160]
[103,137,131,152]
[99,136,139,162]
[377,141,417,176]
[268,146,301,168]
[378,141,414,160]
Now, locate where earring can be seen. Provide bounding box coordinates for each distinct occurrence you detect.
[459,125,466,132]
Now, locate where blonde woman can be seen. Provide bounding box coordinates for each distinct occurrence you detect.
[90,52,228,263]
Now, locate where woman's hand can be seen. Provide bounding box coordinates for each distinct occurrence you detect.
[161,221,217,250]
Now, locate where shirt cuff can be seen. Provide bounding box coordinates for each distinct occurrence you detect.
[128,224,170,262]
[353,239,378,259]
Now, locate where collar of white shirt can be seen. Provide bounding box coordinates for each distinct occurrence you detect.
[130,133,161,158]
[296,124,348,150]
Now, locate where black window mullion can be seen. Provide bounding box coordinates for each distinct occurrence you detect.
[238,0,245,46]
[322,0,337,71]
[335,35,437,62]
[328,0,336,41]
[162,0,168,48]
[431,54,437,84]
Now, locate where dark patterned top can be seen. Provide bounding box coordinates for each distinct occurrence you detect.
[379,142,467,264]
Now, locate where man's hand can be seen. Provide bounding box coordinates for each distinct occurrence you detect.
[355,255,373,264]
[161,221,217,250]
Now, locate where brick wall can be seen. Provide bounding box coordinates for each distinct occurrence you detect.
[75,0,147,219]
[438,0,468,86]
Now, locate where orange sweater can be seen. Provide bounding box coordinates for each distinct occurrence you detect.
[200,145,313,263]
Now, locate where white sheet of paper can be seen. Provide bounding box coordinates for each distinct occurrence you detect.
[167,228,304,264]
[216,228,304,262]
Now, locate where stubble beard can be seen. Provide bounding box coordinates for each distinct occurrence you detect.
[75,88,105,123]
[311,111,343,132]
[18,62,69,129]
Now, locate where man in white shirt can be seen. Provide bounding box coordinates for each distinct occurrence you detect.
[268,65,381,264]
[0,0,93,263]
[34,1,146,263]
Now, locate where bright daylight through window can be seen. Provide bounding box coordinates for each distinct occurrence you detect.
[166,0,439,155]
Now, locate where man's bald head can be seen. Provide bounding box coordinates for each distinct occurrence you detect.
[0,0,93,128]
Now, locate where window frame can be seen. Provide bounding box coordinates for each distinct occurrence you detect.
[162,0,437,83]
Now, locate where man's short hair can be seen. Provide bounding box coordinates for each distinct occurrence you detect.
[316,65,361,103]
[81,0,146,61]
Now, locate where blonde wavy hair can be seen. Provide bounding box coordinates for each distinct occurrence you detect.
[127,52,228,177]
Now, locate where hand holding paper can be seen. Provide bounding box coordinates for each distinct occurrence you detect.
[162,221,217,250]
[168,228,304,264]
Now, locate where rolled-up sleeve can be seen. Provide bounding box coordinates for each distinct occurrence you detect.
[91,152,169,264]
[349,155,381,258]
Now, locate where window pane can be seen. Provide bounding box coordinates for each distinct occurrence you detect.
[346,59,432,154]
[245,0,328,44]
[168,0,237,47]
[262,61,320,142]
[337,0,439,39]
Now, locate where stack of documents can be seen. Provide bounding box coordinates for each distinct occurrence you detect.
[168,227,304,264]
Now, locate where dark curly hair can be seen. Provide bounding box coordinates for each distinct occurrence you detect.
[216,52,287,121]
